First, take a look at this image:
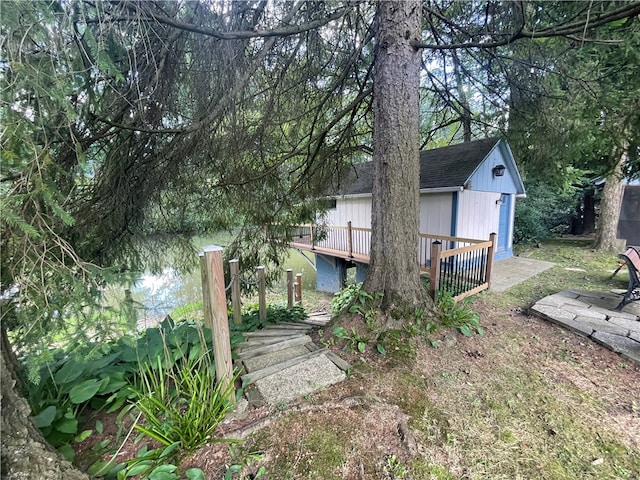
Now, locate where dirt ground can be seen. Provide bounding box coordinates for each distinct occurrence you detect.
[76,295,640,479]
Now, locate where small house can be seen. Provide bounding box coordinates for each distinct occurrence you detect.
[293,138,526,292]
[324,137,526,261]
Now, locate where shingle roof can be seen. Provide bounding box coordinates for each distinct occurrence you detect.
[337,138,500,196]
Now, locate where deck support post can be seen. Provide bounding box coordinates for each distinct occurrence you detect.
[429,241,442,300]
[257,266,266,321]
[486,232,497,288]
[200,246,235,406]
[229,259,242,325]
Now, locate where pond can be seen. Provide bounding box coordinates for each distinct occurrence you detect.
[104,243,317,326]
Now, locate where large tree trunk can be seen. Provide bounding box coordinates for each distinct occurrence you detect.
[593,146,627,252]
[364,0,429,319]
[1,330,89,480]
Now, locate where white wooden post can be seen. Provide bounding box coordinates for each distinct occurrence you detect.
[200,246,235,406]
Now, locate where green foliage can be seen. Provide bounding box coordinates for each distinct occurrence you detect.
[331,282,364,316]
[434,291,483,337]
[332,326,368,354]
[25,317,218,458]
[130,350,237,458]
[513,181,579,244]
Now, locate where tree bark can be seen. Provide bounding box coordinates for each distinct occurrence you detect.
[1,330,89,480]
[593,145,627,252]
[364,0,429,319]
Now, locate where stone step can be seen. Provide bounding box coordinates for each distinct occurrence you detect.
[235,335,312,360]
[240,348,328,386]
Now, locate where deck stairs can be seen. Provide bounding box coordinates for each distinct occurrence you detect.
[234,312,350,406]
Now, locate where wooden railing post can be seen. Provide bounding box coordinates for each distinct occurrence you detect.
[347,221,353,258]
[229,259,242,325]
[486,232,497,288]
[295,273,303,303]
[286,269,294,309]
[200,246,235,406]
[257,266,266,321]
[429,241,442,300]
[309,223,315,250]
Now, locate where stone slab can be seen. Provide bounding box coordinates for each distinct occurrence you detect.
[255,355,346,405]
[591,331,640,364]
[243,345,311,372]
[573,317,629,337]
[609,316,640,332]
[531,303,577,322]
[563,305,607,321]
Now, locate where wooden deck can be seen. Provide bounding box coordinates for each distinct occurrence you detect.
[289,223,496,301]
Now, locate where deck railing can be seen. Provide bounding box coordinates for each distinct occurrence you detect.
[290,223,496,301]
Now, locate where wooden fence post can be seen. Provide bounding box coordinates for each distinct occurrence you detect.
[347,221,353,258]
[295,273,303,303]
[257,266,266,321]
[486,233,497,289]
[429,241,442,300]
[229,259,242,325]
[286,269,294,309]
[200,246,235,406]
[309,223,315,250]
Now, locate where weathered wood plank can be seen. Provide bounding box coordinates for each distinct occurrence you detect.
[263,323,311,330]
[240,348,328,386]
[236,335,312,360]
[244,329,309,337]
[325,352,351,372]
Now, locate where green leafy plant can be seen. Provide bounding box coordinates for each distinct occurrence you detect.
[130,337,238,458]
[435,291,483,337]
[25,316,219,459]
[348,287,383,330]
[332,326,368,354]
[331,283,363,316]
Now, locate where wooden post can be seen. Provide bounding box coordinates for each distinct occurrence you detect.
[309,223,315,250]
[486,233,497,289]
[200,246,235,406]
[257,266,266,321]
[295,273,303,303]
[229,259,242,325]
[347,221,353,257]
[286,269,294,309]
[429,241,442,300]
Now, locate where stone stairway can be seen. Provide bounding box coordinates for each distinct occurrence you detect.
[235,312,350,406]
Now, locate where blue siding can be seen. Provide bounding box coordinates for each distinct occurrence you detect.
[450,191,458,237]
[467,143,520,194]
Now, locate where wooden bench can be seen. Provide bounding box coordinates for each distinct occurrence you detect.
[615,247,640,311]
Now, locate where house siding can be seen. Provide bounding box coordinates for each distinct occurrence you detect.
[324,196,372,228]
[419,193,453,235]
[456,190,502,241]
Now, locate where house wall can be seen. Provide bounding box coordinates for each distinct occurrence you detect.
[455,190,502,240]
[324,196,371,228]
[419,193,453,235]
[468,143,520,194]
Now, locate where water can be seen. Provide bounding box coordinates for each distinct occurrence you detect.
[112,246,317,324]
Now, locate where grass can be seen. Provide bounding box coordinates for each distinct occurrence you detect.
[223,238,639,479]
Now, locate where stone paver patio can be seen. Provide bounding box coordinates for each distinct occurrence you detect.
[531,289,640,364]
